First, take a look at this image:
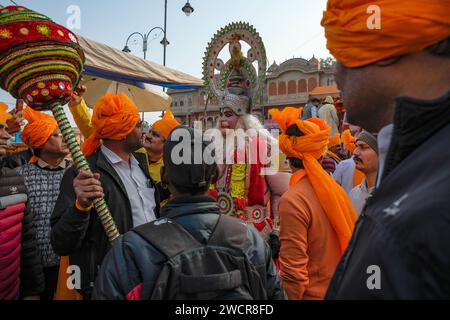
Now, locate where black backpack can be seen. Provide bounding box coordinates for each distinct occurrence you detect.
[133,214,268,300]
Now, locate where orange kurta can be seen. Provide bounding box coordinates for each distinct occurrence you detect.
[279,174,341,300]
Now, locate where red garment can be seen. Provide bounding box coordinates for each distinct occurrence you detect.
[0,203,24,300]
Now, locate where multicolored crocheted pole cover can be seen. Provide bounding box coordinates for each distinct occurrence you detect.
[0,5,120,243]
[0,5,84,110]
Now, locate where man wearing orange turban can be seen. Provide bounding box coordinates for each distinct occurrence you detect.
[321,132,343,174]
[322,0,450,299]
[51,93,161,299]
[142,109,180,183]
[269,106,357,300]
[20,107,68,164]
[17,107,70,299]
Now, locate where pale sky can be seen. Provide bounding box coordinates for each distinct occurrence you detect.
[0,0,331,123]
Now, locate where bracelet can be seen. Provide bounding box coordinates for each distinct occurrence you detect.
[75,199,93,212]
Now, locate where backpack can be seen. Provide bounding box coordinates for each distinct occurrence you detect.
[133,214,268,300]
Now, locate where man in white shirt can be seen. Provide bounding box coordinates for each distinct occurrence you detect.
[349,131,378,214]
[51,93,160,298]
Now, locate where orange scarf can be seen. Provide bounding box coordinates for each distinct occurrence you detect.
[290,169,307,187]
[270,107,357,254]
[21,107,58,163]
[322,0,450,67]
[81,93,140,157]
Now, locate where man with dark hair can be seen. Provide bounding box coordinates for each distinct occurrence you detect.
[51,93,160,299]
[349,131,378,215]
[92,126,285,300]
[302,98,320,120]
[322,0,450,299]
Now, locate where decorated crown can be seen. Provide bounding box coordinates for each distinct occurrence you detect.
[0,5,85,110]
[203,22,267,116]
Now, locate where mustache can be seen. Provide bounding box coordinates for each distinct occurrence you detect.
[354,156,363,164]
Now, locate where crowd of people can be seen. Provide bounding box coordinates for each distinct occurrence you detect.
[0,0,449,301]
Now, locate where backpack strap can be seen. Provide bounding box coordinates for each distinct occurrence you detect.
[208,215,248,251]
[133,218,201,259]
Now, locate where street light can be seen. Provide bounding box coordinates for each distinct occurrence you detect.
[122,0,195,119]
[182,1,194,16]
[122,27,167,61]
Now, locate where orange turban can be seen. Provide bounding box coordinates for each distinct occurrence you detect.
[270,107,357,254]
[0,103,12,123]
[152,109,180,139]
[81,93,140,157]
[341,129,356,153]
[322,0,450,67]
[21,107,58,163]
[328,133,341,148]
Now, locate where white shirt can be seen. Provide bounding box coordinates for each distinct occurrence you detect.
[311,106,318,118]
[332,158,356,195]
[101,145,156,227]
[349,179,374,215]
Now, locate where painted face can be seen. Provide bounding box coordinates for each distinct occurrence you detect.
[218,107,240,132]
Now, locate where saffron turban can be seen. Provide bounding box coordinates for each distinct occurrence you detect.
[270,106,357,254]
[21,107,58,163]
[21,107,57,148]
[341,129,356,153]
[321,0,450,67]
[81,93,140,157]
[152,109,180,139]
[0,103,12,123]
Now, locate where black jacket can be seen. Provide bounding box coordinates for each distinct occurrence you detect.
[326,91,450,299]
[92,196,286,300]
[50,150,160,298]
[0,162,45,297]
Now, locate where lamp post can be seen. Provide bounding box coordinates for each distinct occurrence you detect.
[122,0,195,119]
[123,0,195,65]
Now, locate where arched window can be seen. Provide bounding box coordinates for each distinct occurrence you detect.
[278,81,286,95]
[298,79,307,93]
[308,77,318,91]
[288,80,296,94]
[268,82,277,96]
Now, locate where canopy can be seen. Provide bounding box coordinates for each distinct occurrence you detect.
[81,76,172,112]
[79,36,204,90]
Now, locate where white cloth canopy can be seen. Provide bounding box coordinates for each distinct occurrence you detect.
[79,36,204,89]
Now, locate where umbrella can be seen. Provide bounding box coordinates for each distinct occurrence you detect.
[81,76,172,111]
